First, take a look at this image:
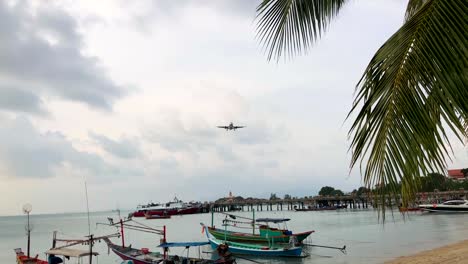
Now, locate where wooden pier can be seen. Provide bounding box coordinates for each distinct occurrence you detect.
[207,190,468,212]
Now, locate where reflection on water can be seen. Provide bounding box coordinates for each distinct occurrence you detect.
[1,209,467,264]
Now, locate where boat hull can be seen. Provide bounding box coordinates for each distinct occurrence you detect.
[145,214,171,219]
[419,207,468,213]
[294,207,338,211]
[208,238,302,257]
[203,225,302,257]
[419,200,468,213]
[105,238,225,264]
[111,247,153,264]
[208,227,313,244]
[16,255,48,264]
[133,207,200,217]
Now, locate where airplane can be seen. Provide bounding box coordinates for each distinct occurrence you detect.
[217,122,245,131]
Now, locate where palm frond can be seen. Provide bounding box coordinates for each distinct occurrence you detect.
[255,0,347,61]
[405,0,429,21]
[348,0,468,219]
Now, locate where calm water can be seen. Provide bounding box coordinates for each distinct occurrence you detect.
[1,209,467,264]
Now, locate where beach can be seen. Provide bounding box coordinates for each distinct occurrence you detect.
[386,240,468,264]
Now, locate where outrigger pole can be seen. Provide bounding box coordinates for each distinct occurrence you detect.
[303,243,347,254]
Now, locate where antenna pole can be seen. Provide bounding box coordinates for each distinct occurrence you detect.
[26,211,30,258]
[85,181,91,236]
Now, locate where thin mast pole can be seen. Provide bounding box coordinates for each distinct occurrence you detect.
[224,217,227,242]
[163,226,167,260]
[211,210,214,228]
[120,219,125,247]
[89,234,93,264]
[84,181,91,236]
[27,212,30,258]
[252,209,255,235]
[52,231,57,248]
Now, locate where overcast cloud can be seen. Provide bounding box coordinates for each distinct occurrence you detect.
[0,0,123,112]
[1,0,467,216]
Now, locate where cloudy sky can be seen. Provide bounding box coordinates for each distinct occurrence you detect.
[1,0,466,216]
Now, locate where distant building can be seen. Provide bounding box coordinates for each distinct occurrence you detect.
[447,169,466,181]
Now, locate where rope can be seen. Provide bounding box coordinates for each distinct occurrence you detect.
[222,219,253,225]
[222,224,255,230]
[218,212,253,221]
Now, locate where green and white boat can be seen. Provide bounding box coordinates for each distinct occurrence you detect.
[207,211,314,244]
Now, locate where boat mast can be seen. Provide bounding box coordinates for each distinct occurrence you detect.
[52,231,57,248]
[252,209,255,235]
[88,234,93,264]
[163,225,167,259]
[120,219,125,247]
[211,210,214,228]
[22,204,32,258]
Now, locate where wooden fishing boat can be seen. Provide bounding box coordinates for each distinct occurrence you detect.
[101,217,234,264]
[14,248,48,264]
[15,247,100,264]
[208,224,313,244]
[15,203,112,264]
[105,238,229,264]
[208,212,313,244]
[202,224,303,257]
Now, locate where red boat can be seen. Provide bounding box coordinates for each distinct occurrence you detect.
[15,248,48,264]
[132,197,202,217]
[399,207,422,212]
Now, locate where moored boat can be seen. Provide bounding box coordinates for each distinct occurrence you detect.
[419,200,468,213]
[202,224,303,257]
[208,217,313,244]
[294,206,337,211]
[104,238,223,264]
[132,197,202,217]
[101,216,234,264]
[398,207,422,212]
[14,248,48,264]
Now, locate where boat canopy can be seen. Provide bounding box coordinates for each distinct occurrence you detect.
[158,242,210,248]
[45,248,99,258]
[255,218,290,223]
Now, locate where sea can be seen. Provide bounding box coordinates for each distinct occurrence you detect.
[1,209,467,264]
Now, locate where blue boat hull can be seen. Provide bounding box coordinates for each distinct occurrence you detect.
[208,240,302,257]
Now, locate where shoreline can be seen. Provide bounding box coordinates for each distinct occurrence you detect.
[385,240,468,264]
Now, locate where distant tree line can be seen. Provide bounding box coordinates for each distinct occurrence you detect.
[217,172,467,202]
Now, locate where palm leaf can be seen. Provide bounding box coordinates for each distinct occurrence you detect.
[348,0,468,219]
[404,0,429,21]
[256,0,347,61]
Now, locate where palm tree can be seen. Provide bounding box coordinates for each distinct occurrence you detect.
[256,0,468,217]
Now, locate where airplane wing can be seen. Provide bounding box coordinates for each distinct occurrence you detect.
[233,126,245,129]
[217,126,229,129]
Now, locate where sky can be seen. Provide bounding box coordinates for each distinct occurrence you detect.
[0,0,466,216]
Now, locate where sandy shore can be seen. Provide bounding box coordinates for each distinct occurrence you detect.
[385,240,468,264]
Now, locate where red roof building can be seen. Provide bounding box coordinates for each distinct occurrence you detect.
[447,169,466,180]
